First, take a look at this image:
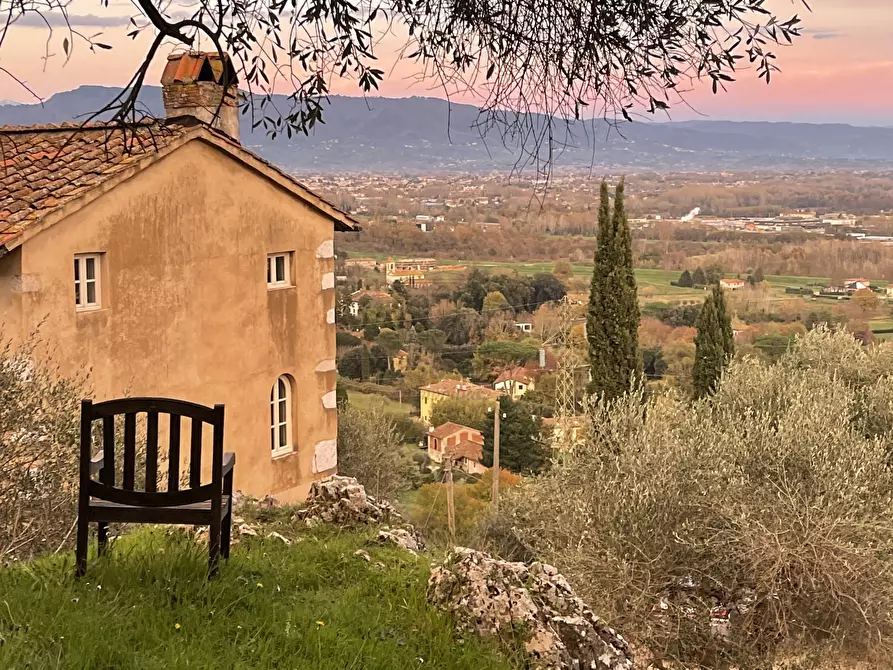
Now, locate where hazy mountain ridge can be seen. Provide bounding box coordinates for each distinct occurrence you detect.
[4,85,893,173]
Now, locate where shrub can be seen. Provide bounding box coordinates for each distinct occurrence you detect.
[0,338,85,560]
[337,404,416,501]
[336,331,362,348]
[491,328,893,668]
[407,469,520,547]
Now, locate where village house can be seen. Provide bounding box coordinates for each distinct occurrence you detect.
[0,52,356,502]
[392,349,410,373]
[845,278,871,293]
[719,278,746,291]
[427,422,487,474]
[348,288,392,317]
[494,367,536,400]
[419,379,500,423]
[385,257,429,287]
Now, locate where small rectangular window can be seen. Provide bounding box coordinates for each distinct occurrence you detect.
[267,252,292,289]
[74,253,102,311]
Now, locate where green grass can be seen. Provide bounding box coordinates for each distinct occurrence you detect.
[347,391,414,417]
[0,519,517,669]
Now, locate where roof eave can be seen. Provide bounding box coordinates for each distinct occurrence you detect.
[0,124,357,243]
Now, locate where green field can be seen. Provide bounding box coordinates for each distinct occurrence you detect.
[352,252,891,312]
[347,390,414,416]
[433,261,841,302]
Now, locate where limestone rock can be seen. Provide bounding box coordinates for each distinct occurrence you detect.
[295,475,403,526]
[428,547,634,670]
[237,524,258,537]
[377,526,425,555]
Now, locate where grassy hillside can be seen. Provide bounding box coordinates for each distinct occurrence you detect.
[0,517,518,669]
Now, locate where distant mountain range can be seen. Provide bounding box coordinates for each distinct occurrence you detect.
[4,85,893,173]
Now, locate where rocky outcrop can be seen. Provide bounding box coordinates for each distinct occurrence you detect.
[294,475,408,525]
[428,547,634,670]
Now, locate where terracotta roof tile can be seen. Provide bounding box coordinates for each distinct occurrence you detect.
[0,117,357,246]
[0,121,187,240]
[429,422,468,439]
[495,367,534,385]
[446,439,484,462]
[420,379,501,399]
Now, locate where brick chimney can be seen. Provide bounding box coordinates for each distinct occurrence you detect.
[161,52,240,141]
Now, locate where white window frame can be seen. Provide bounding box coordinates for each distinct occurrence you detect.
[270,375,294,458]
[74,253,102,312]
[266,252,292,289]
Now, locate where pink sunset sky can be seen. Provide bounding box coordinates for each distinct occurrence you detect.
[0,0,890,125]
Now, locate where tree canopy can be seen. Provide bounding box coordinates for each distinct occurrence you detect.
[692,285,734,398]
[7,0,805,176]
[481,396,548,475]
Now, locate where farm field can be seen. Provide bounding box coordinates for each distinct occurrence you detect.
[431,260,839,302]
[349,252,893,336]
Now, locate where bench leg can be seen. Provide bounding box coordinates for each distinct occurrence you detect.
[208,515,221,579]
[97,522,109,557]
[75,515,88,577]
[222,471,234,560]
[221,508,232,560]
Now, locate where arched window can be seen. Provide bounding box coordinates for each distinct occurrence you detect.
[270,375,293,457]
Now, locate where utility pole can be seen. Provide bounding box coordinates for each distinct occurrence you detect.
[444,455,456,546]
[555,295,590,452]
[491,406,501,512]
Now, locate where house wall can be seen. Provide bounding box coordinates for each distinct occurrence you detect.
[3,139,337,501]
[419,389,445,424]
[0,246,24,336]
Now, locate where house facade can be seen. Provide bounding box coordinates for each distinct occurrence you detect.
[349,289,392,317]
[385,257,429,287]
[719,278,746,291]
[494,367,536,400]
[0,52,355,502]
[419,379,500,423]
[427,422,486,474]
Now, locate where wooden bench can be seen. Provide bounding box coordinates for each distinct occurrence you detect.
[76,397,235,577]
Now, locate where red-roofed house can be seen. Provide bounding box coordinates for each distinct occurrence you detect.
[0,52,357,502]
[494,367,536,400]
[427,422,486,474]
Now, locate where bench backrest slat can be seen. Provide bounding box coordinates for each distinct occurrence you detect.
[123,412,136,489]
[190,419,203,489]
[145,410,159,493]
[102,416,115,487]
[168,414,181,492]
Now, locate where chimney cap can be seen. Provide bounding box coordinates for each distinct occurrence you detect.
[161,51,238,87]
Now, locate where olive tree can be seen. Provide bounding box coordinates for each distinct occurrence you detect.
[0,337,85,561]
[494,327,893,669]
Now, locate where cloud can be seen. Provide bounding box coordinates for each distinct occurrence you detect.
[811,32,846,40]
[12,12,134,28]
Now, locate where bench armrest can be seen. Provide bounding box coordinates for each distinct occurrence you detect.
[222,452,235,477]
[89,452,104,476]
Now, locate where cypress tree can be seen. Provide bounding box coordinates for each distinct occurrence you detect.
[692,284,735,398]
[587,178,642,400]
[678,269,694,287]
[692,267,707,286]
